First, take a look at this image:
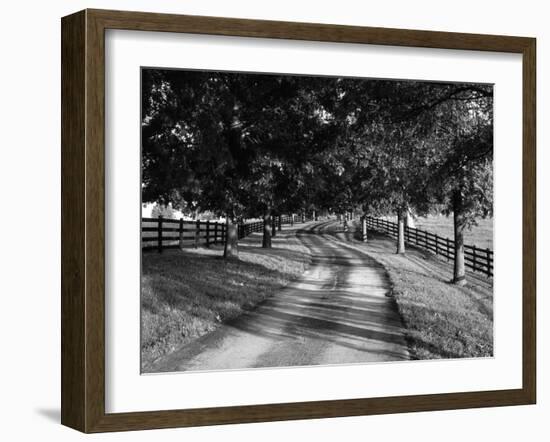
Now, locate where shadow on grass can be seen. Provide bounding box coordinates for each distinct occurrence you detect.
[142,250,301,317]
[325,223,493,360]
[149,232,411,372]
[141,235,312,370]
[357,229,494,319]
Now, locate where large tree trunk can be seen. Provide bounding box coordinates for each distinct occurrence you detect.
[223,217,239,259]
[262,213,272,248]
[343,212,349,232]
[453,192,467,285]
[271,213,277,237]
[396,208,405,254]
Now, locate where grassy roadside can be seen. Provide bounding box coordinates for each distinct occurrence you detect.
[333,225,493,360]
[141,228,311,371]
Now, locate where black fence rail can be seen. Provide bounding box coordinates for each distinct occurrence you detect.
[238,220,262,238]
[365,216,493,277]
[142,218,227,252]
[142,213,314,253]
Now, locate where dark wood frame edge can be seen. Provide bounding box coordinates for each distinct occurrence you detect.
[61,8,536,433]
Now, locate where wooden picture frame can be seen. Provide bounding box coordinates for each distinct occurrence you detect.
[61,8,536,433]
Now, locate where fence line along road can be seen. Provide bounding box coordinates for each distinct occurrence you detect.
[365,216,493,278]
[142,213,313,253]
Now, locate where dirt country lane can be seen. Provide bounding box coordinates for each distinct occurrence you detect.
[151,220,410,373]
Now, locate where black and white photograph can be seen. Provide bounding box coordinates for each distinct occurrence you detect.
[140,68,494,374]
[1,0,545,438]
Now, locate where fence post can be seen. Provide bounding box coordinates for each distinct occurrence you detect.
[278,215,282,231]
[362,216,367,242]
[205,220,210,247]
[179,218,184,249]
[472,247,477,273]
[157,215,163,253]
[435,234,439,256]
[486,249,491,277]
[214,221,218,244]
[195,219,200,249]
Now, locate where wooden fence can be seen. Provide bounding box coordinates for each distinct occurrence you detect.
[142,213,312,253]
[365,216,493,277]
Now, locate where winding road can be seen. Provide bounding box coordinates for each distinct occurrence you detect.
[151,220,410,373]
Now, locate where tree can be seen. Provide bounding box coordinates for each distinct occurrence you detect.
[141,70,338,253]
[412,86,494,283]
[150,203,176,219]
[349,80,493,265]
[240,74,343,246]
[142,70,251,257]
[323,79,437,252]
[142,69,493,276]
[434,125,493,284]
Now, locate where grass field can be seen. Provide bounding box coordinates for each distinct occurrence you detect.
[412,214,493,249]
[141,228,311,371]
[338,226,493,360]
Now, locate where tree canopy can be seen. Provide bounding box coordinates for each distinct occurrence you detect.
[142,68,493,278]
